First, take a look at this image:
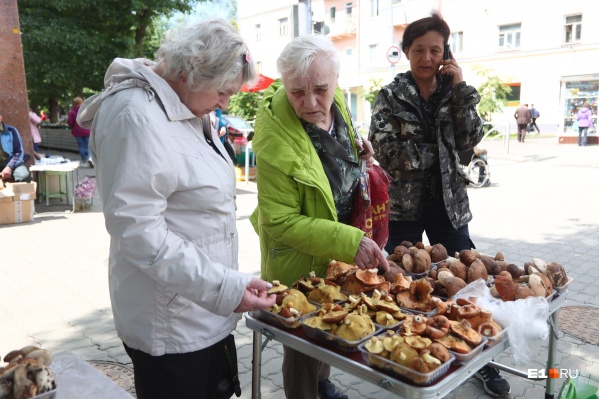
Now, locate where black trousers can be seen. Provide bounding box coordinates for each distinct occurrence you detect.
[124,338,228,399]
[384,198,474,257]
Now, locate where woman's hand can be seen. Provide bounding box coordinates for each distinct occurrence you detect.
[356,137,375,167]
[354,236,389,271]
[234,278,276,313]
[440,55,464,87]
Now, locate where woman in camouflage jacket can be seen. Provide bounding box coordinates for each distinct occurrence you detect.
[369,13,484,257]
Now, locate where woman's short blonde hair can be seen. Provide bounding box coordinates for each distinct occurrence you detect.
[73,97,84,106]
[155,18,255,92]
[277,34,340,84]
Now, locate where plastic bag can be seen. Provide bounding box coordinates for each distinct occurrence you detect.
[453,279,550,365]
[559,377,599,399]
[350,163,392,250]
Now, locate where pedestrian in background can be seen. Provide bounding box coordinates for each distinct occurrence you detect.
[251,34,388,399]
[77,19,275,399]
[67,97,94,167]
[577,101,594,147]
[514,103,531,143]
[29,108,42,154]
[530,103,541,133]
[0,111,30,182]
[369,12,510,397]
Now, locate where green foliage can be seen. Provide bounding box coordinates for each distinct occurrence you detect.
[473,65,512,122]
[365,78,383,109]
[19,0,202,120]
[227,92,263,121]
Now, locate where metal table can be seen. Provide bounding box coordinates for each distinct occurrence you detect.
[30,161,80,212]
[245,291,567,399]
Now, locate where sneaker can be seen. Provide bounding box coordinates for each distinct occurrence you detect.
[475,365,511,397]
[88,159,95,168]
[317,379,348,399]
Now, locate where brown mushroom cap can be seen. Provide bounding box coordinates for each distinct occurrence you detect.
[431,243,448,263]
[326,260,357,280]
[448,261,468,282]
[481,256,502,276]
[459,249,477,266]
[413,249,432,273]
[494,275,518,301]
[428,342,451,362]
[467,259,489,283]
[444,276,467,298]
[546,262,568,287]
[355,269,383,286]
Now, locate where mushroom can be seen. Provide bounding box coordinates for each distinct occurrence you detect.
[401,254,414,273]
[322,310,348,324]
[425,315,450,339]
[532,258,548,274]
[458,249,477,266]
[467,259,489,283]
[428,342,451,362]
[375,311,396,326]
[477,322,499,338]
[326,260,357,280]
[267,280,288,295]
[448,261,468,282]
[420,350,442,370]
[390,273,412,293]
[430,243,448,263]
[334,314,375,341]
[545,262,568,287]
[444,276,467,298]
[412,249,432,274]
[402,315,428,335]
[404,335,428,350]
[364,336,384,354]
[529,272,553,297]
[449,319,483,347]
[493,275,517,301]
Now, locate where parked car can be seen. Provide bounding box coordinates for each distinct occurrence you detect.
[221,114,254,144]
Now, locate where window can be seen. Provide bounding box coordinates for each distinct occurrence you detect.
[346,3,352,15]
[504,83,521,106]
[255,24,261,41]
[369,44,378,65]
[498,24,521,50]
[279,18,289,37]
[369,0,379,17]
[329,7,336,22]
[450,32,463,54]
[564,15,582,43]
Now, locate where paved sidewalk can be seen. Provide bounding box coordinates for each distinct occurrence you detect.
[1,137,598,398]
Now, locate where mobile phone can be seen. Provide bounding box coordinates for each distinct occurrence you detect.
[443,44,451,60]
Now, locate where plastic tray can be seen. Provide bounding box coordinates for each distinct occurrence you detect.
[397,306,436,317]
[555,277,573,294]
[484,325,509,348]
[32,390,57,399]
[449,336,487,365]
[301,318,383,352]
[250,304,319,329]
[358,342,455,385]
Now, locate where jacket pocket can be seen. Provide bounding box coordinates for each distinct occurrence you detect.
[167,292,192,316]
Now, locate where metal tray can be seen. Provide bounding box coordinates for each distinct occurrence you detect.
[554,277,573,294]
[31,390,57,399]
[358,342,455,385]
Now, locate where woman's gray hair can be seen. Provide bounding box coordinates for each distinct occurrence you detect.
[155,19,255,92]
[277,35,340,84]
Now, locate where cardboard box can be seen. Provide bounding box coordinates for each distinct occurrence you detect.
[6,182,37,201]
[0,181,15,203]
[0,200,35,225]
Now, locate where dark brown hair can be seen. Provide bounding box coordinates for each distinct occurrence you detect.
[402,12,450,55]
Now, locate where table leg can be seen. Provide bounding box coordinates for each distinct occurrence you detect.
[545,310,560,399]
[252,330,262,399]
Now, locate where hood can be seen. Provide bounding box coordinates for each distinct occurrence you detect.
[77,58,196,129]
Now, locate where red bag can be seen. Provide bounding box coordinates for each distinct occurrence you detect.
[350,163,392,249]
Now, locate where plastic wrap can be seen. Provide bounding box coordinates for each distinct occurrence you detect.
[453,278,549,365]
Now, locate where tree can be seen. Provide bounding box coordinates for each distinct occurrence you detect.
[365,78,383,109]
[19,0,202,121]
[473,66,512,123]
[227,91,263,121]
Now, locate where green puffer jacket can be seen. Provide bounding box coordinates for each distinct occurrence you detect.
[250,80,365,286]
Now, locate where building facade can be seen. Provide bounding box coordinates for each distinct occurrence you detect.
[238,0,599,140]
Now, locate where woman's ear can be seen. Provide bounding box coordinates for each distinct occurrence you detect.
[403,47,410,60]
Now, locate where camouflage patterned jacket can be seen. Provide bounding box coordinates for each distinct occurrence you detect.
[368,72,483,229]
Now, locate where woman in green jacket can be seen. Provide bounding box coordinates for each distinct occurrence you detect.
[250,35,388,399]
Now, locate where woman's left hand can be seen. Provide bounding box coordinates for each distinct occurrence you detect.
[440,55,464,87]
[354,236,389,271]
[356,137,375,167]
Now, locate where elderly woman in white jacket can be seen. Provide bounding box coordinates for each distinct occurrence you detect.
[77,19,275,399]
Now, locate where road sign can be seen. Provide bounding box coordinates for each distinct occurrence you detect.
[387,45,401,64]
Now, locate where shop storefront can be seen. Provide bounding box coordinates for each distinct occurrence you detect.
[559,75,598,144]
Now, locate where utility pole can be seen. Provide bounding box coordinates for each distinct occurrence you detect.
[390,0,395,79]
[298,0,312,35]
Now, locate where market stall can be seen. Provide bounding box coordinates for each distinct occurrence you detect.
[245,273,568,399]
